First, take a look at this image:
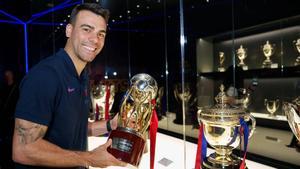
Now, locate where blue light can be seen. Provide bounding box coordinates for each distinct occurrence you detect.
[0,0,81,73]
[0,10,24,24]
[23,24,29,73]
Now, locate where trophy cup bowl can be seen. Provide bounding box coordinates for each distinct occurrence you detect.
[90,84,115,121]
[294,38,300,66]
[236,45,247,68]
[262,40,275,68]
[198,85,256,169]
[282,97,300,141]
[264,99,279,117]
[107,73,158,168]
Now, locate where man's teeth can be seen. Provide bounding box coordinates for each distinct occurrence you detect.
[84,46,96,51]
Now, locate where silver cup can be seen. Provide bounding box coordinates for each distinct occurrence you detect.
[262,40,276,68]
[218,51,226,72]
[236,45,247,68]
[264,99,279,117]
[282,97,300,141]
[198,84,256,169]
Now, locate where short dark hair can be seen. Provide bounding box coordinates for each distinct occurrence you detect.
[69,3,110,24]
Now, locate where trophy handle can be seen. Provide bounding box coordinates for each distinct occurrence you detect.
[248,114,256,139]
[264,99,267,106]
[276,99,280,109]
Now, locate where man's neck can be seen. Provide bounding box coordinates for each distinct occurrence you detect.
[64,48,86,77]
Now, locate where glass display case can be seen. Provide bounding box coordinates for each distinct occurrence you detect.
[196,14,300,168]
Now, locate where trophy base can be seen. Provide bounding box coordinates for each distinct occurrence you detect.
[218,67,225,72]
[202,153,244,169]
[241,65,248,70]
[262,62,278,69]
[107,127,146,167]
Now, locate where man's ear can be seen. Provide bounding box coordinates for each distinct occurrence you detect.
[65,24,73,38]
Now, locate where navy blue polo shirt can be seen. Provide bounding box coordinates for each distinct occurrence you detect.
[15,49,90,168]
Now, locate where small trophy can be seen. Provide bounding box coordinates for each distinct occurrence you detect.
[107,73,158,168]
[236,45,248,70]
[262,40,277,68]
[218,51,226,72]
[264,99,280,117]
[294,38,300,66]
[90,84,115,121]
[283,97,300,141]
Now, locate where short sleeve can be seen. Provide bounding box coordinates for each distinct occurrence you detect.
[15,66,59,126]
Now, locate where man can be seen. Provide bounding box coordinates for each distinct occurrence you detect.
[12,3,125,169]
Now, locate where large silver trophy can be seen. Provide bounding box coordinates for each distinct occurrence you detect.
[282,97,300,141]
[90,84,115,121]
[294,38,300,66]
[264,99,279,117]
[236,45,248,70]
[262,40,277,68]
[197,84,256,169]
[107,73,158,167]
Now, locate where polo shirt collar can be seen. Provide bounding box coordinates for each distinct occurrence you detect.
[57,48,88,80]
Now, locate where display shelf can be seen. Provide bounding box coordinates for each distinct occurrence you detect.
[251,112,287,121]
[198,65,300,79]
[88,133,278,169]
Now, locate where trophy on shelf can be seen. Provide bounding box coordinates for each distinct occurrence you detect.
[236,45,248,70]
[264,99,280,117]
[107,73,158,168]
[282,96,300,141]
[90,84,115,121]
[294,38,300,66]
[197,84,256,169]
[262,40,277,68]
[173,83,196,124]
[218,51,226,72]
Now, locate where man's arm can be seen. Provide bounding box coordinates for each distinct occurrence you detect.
[88,113,118,136]
[13,118,125,168]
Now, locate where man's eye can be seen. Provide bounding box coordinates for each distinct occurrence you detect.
[83,28,90,32]
[98,33,106,38]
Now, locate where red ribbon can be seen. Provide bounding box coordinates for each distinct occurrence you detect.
[104,85,110,120]
[150,99,158,169]
[95,103,99,121]
[195,123,204,169]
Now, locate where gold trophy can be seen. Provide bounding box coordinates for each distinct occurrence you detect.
[282,97,300,141]
[236,45,248,70]
[107,73,158,168]
[218,51,226,72]
[90,84,115,121]
[197,84,256,169]
[262,40,277,68]
[294,38,300,66]
[264,99,280,117]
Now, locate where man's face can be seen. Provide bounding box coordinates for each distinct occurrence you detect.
[65,10,107,63]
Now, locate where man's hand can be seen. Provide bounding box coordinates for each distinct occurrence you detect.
[87,139,126,168]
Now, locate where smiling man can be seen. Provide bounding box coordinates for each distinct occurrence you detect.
[12,3,125,169]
